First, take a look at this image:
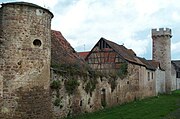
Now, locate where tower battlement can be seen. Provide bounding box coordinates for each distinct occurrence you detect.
[152,28,172,94]
[152,28,172,37]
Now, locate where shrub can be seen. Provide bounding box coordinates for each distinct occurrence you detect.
[117,63,128,78]
[50,80,61,89]
[51,63,90,76]
[108,63,128,92]
[85,79,97,94]
[65,78,79,95]
[54,98,61,107]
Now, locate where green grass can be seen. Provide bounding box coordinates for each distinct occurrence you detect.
[65,90,180,119]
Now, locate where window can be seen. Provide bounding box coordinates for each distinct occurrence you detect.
[33,39,42,47]
[80,100,83,106]
[88,98,91,104]
[177,72,180,78]
[148,72,150,81]
[101,89,106,107]
[151,72,153,79]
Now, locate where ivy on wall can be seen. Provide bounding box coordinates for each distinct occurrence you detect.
[117,63,128,79]
[51,63,90,77]
[64,78,79,95]
[50,80,63,107]
[50,80,61,89]
[109,62,128,92]
[51,62,128,95]
[85,79,97,94]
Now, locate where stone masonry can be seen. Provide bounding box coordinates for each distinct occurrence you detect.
[0,2,53,119]
[152,28,172,93]
[51,62,156,118]
[0,1,177,119]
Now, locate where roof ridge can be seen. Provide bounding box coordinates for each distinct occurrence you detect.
[103,38,144,65]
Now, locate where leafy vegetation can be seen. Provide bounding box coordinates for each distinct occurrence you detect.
[65,90,180,119]
[84,79,97,94]
[117,63,128,78]
[51,62,128,97]
[108,63,128,92]
[51,63,102,95]
[53,97,64,108]
[50,80,61,98]
[64,78,79,95]
[50,80,61,89]
[54,98,61,107]
[51,63,90,76]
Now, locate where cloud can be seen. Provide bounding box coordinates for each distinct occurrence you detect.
[171,41,180,60]
[2,0,180,59]
[52,0,169,56]
[53,0,179,59]
[172,42,180,53]
[53,0,89,34]
[172,12,180,22]
[16,0,58,10]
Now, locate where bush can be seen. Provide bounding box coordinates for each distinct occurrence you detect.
[54,98,61,107]
[50,80,61,89]
[65,78,79,95]
[85,79,97,94]
[108,63,128,92]
[117,63,128,78]
[51,63,90,76]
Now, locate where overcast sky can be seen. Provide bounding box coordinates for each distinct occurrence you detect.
[1,0,180,60]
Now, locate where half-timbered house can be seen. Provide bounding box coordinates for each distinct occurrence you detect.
[84,37,149,72]
[80,37,166,97]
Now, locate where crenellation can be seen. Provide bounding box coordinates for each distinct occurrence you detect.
[152,28,172,38]
[0,1,179,119]
[152,27,172,93]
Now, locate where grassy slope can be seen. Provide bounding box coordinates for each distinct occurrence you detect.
[66,90,180,119]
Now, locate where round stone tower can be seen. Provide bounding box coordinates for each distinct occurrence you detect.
[152,28,172,94]
[0,2,53,119]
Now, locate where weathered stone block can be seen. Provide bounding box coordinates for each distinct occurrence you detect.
[0,2,53,119]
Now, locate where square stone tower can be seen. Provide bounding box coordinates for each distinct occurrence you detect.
[152,28,172,94]
[0,2,53,119]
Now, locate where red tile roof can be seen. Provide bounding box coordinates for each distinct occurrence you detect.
[100,38,144,66]
[86,37,161,71]
[51,30,85,66]
[78,52,90,59]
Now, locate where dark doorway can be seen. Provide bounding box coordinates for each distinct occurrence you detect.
[101,89,106,107]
